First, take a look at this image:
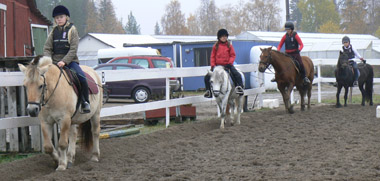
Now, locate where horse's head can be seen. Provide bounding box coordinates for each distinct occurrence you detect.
[209,66,228,98]
[338,51,350,69]
[18,56,53,117]
[259,47,272,72]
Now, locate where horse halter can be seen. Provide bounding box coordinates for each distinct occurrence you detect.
[259,51,272,70]
[27,68,63,110]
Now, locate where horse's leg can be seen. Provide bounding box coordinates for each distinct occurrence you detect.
[359,83,365,106]
[229,99,235,125]
[56,116,71,171]
[299,88,306,111]
[343,86,349,107]
[218,97,228,129]
[307,83,312,109]
[90,114,101,162]
[283,85,295,114]
[41,121,59,165]
[67,124,78,168]
[236,95,243,125]
[336,85,342,108]
[278,85,290,113]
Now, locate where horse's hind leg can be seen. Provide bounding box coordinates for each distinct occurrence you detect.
[229,100,235,126]
[90,114,101,162]
[236,96,243,125]
[307,84,312,109]
[67,124,78,168]
[299,89,306,111]
[343,87,349,107]
[359,84,366,106]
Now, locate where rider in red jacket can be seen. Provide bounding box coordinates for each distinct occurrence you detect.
[276,21,310,84]
[204,29,244,98]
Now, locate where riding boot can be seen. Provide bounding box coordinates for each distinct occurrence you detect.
[353,68,359,86]
[300,65,310,84]
[81,80,91,113]
[204,74,212,98]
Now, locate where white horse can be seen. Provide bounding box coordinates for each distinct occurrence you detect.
[209,66,244,129]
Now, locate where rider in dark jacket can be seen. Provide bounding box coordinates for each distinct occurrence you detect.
[44,5,91,113]
[276,21,310,84]
[341,36,364,86]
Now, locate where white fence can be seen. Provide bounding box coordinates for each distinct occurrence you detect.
[0,64,264,152]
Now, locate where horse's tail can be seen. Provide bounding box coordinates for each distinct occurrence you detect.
[79,120,93,151]
[365,66,374,102]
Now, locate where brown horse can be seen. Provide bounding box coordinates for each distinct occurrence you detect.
[258,47,314,114]
[18,56,102,170]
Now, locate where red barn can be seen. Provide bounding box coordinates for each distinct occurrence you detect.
[0,0,51,57]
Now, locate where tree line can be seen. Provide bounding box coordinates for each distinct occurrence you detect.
[159,0,380,37]
[36,0,380,38]
[35,0,141,37]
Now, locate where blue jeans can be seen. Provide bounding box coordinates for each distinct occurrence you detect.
[349,60,359,81]
[67,62,86,83]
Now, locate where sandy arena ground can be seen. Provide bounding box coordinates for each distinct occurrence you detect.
[1,102,380,180]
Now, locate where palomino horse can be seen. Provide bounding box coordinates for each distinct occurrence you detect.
[18,56,102,171]
[335,51,373,107]
[258,47,314,114]
[209,65,244,129]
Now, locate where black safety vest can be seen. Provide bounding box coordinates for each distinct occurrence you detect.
[285,32,299,50]
[342,45,355,59]
[53,23,73,55]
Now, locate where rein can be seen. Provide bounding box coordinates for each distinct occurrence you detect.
[27,65,64,109]
[260,50,295,76]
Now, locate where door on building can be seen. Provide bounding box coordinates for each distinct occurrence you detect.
[194,47,212,67]
[31,25,48,55]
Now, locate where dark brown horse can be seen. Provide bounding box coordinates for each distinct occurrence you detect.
[258,47,314,114]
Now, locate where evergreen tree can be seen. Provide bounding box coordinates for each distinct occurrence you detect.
[154,22,161,35]
[124,11,141,34]
[98,0,125,34]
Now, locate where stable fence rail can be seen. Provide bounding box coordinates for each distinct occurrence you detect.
[0,64,264,152]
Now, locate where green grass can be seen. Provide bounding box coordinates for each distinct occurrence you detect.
[0,153,39,164]
[320,94,380,105]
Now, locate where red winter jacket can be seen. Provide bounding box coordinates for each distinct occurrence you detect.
[210,41,236,67]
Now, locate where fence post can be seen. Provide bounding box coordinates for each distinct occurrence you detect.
[317,64,321,103]
[19,86,30,151]
[7,85,18,151]
[0,69,6,151]
[165,77,170,128]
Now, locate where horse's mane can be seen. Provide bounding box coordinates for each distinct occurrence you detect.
[271,49,294,59]
[212,66,228,81]
[25,56,53,82]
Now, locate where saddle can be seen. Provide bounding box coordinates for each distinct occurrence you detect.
[63,68,99,96]
[290,57,301,74]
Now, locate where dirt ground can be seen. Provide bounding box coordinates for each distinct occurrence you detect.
[1,102,380,180]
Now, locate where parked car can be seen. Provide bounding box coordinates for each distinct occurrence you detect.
[94,63,166,103]
[106,55,180,91]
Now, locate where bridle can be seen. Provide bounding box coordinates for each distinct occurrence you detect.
[211,70,229,96]
[27,66,63,110]
[259,50,272,71]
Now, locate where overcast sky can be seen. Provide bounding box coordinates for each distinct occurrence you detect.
[112,0,286,35]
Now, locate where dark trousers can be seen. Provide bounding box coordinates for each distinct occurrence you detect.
[349,60,359,81]
[204,65,243,91]
[288,52,306,78]
[67,62,90,103]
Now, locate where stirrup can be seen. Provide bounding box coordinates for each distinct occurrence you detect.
[353,81,358,86]
[81,101,91,114]
[204,90,212,98]
[235,86,244,95]
[303,77,311,84]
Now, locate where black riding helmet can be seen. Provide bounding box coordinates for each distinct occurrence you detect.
[52,5,70,17]
[284,21,294,30]
[342,36,350,44]
[217,29,229,39]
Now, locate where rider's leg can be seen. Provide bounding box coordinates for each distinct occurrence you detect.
[229,65,244,94]
[293,54,310,84]
[351,61,359,86]
[204,73,212,98]
[67,62,91,113]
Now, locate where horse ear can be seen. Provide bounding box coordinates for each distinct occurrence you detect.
[39,64,52,75]
[260,47,263,51]
[268,46,272,51]
[18,63,27,73]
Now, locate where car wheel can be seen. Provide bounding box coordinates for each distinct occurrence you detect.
[132,87,150,103]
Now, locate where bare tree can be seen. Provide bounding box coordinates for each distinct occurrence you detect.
[243,0,281,31]
[197,0,220,35]
[161,0,188,35]
[219,1,246,35]
[339,0,368,34]
[187,14,201,35]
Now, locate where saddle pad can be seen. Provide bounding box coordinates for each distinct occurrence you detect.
[64,69,99,95]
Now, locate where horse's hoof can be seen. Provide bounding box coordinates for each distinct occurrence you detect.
[344,104,347,107]
[56,165,66,171]
[370,103,373,106]
[91,156,99,162]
